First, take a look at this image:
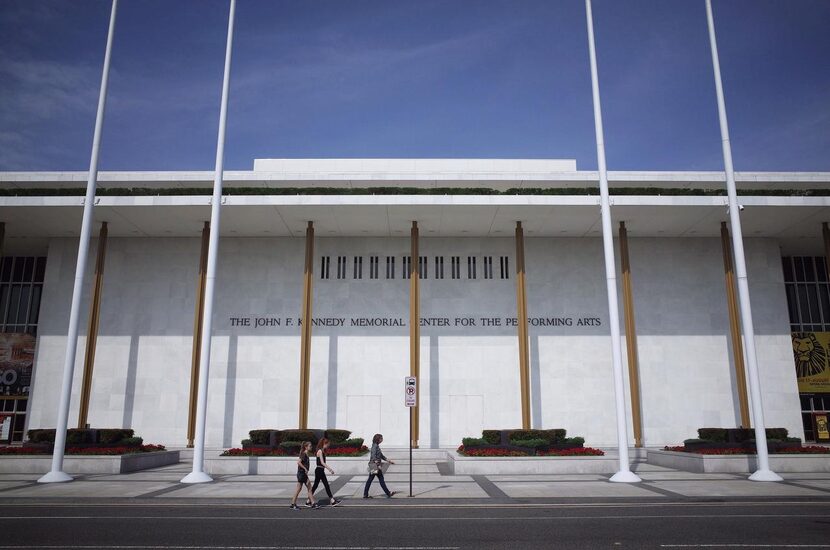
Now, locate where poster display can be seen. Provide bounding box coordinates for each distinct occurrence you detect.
[0,414,11,441]
[815,414,830,442]
[793,332,830,393]
[0,333,35,397]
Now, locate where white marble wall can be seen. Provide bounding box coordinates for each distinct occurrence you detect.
[28,235,802,448]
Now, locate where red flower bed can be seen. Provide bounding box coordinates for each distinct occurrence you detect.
[537,447,605,456]
[778,446,830,454]
[327,445,368,456]
[0,444,165,455]
[0,446,48,455]
[66,444,166,455]
[457,445,527,457]
[457,445,604,457]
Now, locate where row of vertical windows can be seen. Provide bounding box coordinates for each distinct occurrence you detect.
[0,257,46,336]
[782,256,830,332]
[320,255,510,281]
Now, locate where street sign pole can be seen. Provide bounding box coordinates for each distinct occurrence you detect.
[405,376,417,497]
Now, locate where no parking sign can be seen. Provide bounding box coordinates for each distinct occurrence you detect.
[404,376,417,407]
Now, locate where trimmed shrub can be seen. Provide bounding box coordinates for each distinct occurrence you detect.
[241,439,252,446]
[331,438,363,448]
[248,429,280,446]
[683,438,706,445]
[324,429,351,443]
[462,437,488,447]
[279,441,303,454]
[766,428,789,440]
[121,436,143,446]
[98,429,134,445]
[509,430,547,442]
[280,430,317,445]
[541,429,567,443]
[482,430,501,445]
[563,437,584,446]
[66,429,96,444]
[510,438,548,449]
[697,428,727,442]
[27,429,56,443]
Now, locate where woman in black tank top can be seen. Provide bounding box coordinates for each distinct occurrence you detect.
[310,438,341,506]
[289,441,318,510]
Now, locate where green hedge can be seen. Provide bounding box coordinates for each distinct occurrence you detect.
[697,428,727,442]
[509,429,566,444]
[27,429,56,443]
[248,429,277,445]
[324,429,351,443]
[332,437,363,448]
[280,430,317,445]
[697,427,790,442]
[482,430,501,444]
[279,441,303,454]
[462,437,488,447]
[98,429,135,444]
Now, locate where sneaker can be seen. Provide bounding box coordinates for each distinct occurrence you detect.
[303,500,312,508]
[362,495,372,499]
[331,498,342,506]
[289,504,300,511]
[386,491,397,498]
[310,503,321,509]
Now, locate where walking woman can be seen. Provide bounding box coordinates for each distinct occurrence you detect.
[289,441,319,510]
[363,433,396,498]
[309,438,342,506]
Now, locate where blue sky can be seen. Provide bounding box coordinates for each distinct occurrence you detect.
[0,0,828,172]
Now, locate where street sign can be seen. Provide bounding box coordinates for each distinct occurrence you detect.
[405,376,417,407]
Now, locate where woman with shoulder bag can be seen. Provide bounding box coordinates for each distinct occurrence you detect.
[363,433,396,499]
[289,441,319,511]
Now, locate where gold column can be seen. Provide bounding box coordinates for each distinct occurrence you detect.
[78,222,108,429]
[515,221,531,429]
[187,222,210,447]
[618,222,643,447]
[823,223,830,275]
[721,222,751,428]
[410,221,420,447]
[299,221,315,429]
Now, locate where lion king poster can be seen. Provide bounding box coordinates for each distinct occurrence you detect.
[793,332,830,392]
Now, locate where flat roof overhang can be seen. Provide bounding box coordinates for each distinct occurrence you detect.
[6,194,829,256]
[2,169,829,191]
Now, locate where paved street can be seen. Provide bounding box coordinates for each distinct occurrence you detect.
[2,453,830,548]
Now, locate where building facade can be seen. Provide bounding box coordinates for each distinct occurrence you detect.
[1,159,827,448]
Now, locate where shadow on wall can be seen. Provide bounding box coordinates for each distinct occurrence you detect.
[327,335,338,429]
[430,334,439,448]
[223,334,238,448]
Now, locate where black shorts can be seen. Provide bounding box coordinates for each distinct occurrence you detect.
[297,471,308,483]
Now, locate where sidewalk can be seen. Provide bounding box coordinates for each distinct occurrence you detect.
[3,451,830,503]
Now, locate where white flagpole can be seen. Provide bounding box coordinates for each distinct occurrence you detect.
[584,0,641,483]
[181,0,236,484]
[704,0,781,482]
[38,0,119,484]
